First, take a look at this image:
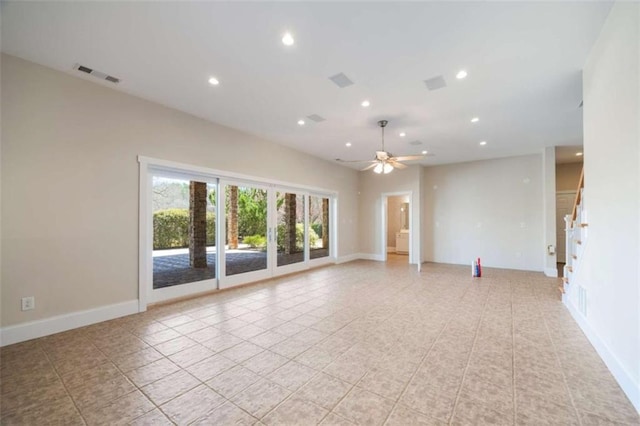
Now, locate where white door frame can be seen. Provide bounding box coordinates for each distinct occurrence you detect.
[381,191,413,263]
[138,156,338,311]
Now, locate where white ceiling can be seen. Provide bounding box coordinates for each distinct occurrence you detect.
[1,1,610,168]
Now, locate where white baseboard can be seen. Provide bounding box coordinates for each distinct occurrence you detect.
[0,300,139,347]
[336,253,386,263]
[358,253,385,262]
[335,253,362,264]
[544,267,558,277]
[564,297,640,414]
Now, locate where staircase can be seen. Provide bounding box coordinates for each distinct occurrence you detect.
[561,167,587,295]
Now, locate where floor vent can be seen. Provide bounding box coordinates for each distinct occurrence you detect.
[74,63,120,84]
[578,286,587,316]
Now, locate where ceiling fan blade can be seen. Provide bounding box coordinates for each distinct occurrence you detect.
[392,154,433,162]
[389,160,408,170]
[361,163,378,171]
[335,158,377,163]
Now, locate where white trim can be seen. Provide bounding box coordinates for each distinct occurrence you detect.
[563,296,640,414]
[273,261,309,278]
[359,253,386,262]
[220,269,271,290]
[139,156,336,197]
[149,279,217,304]
[381,192,414,264]
[335,253,361,264]
[544,267,558,277]
[308,256,334,268]
[0,300,139,347]
[139,156,340,305]
[138,161,149,312]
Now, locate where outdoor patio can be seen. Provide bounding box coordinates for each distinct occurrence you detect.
[153,248,329,288]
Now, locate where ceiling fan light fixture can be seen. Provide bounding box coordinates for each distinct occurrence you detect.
[282,32,294,46]
[373,163,384,174]
[383,163,393,174]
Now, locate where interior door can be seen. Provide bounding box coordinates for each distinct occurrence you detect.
[556,191,575,263]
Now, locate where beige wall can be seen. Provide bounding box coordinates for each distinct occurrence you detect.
[0,54,359,327]
[556,162,583,192]
[573,1,639,407]
[422,154,544,271]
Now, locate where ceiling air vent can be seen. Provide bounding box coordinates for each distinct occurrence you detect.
[307,114,326,123]
[74,63,120,84]
[424,75,447,91]
[329,72,354,88]
[409,140,423,146]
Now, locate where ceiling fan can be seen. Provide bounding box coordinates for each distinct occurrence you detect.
[336,120,431,174]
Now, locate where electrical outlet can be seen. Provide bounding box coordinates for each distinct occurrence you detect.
[21,296,35,311]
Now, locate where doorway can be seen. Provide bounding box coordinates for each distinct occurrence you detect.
[556,191,576,264]
[382,193,411,263]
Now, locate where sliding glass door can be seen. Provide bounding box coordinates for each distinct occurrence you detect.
[309,195,330,261]
[143,160,336,302]
[274,190,308,274]
[219,181,271,287]
[149,171,218,302]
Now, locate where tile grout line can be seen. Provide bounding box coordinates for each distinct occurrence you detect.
[447,280,494,425]
[381,283,476,426]
[535,280,584,425]
[37,340,89,426]
[250,289,365,424]
[88,331,179,425]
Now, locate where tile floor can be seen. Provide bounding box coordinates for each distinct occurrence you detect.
[1,257,638,425]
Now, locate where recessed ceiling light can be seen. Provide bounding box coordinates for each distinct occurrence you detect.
[471,117,479,123]
[208,77,219,86]
[297,120,305,126]
[422,150,428,155]
[282,33,294,46]
[479,141,487,146]
[346,142,352,147]
[361,100,370,108]
[399,132,406,137]
[576,152,583,156]
[456,70,468,79]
